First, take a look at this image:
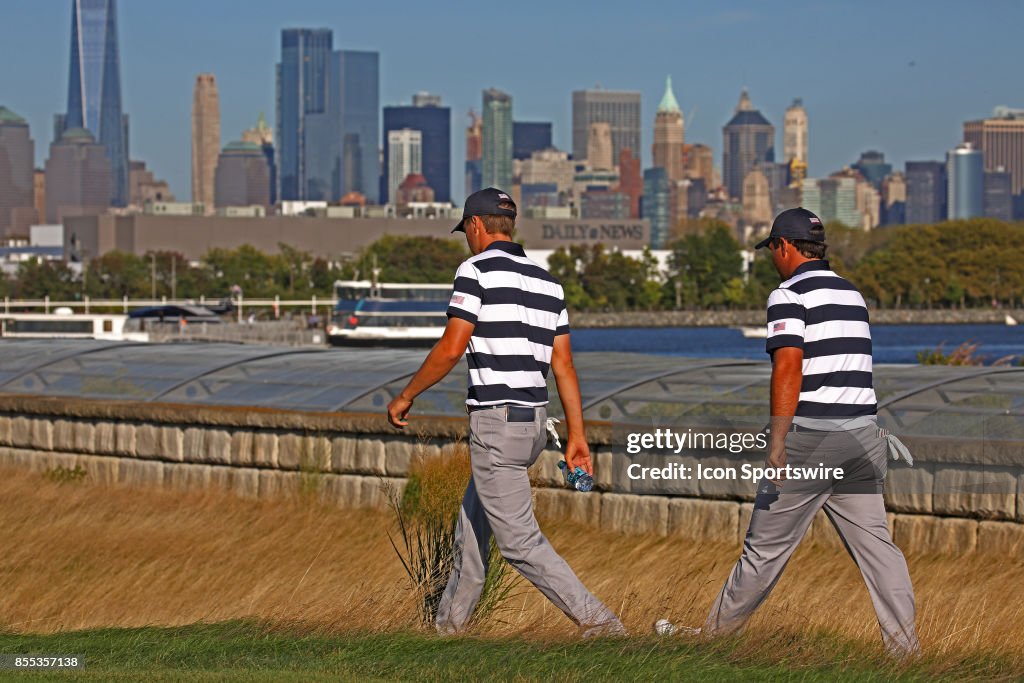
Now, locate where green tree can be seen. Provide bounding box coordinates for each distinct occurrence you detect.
[355,235,467,283]
[666,224,744,308]
[13,258,78,300]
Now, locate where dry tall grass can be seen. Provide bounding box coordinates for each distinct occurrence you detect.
[1,466,1022,675]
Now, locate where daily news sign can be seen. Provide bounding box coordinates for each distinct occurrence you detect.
[517,219,650,249]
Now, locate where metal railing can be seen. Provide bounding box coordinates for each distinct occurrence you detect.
[1,296,333,323]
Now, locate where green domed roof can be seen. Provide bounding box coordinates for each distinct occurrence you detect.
[657,76,680,113]
[0,106,26,124]
[61,127,96,142]
[223,140,261,152]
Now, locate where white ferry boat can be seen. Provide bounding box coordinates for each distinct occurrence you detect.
[327,281,449,347]
[0,312,149,342]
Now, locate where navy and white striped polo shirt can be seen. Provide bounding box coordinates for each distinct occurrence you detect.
[446,241,569,407]
[765,259,877,418]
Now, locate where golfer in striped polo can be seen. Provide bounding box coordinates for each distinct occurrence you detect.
[387,187,624,637]
[659,208,920,655]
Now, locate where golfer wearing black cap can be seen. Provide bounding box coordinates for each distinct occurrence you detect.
[387,187,624,637]
[658,207,920,655]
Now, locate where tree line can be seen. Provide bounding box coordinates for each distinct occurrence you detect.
[6,218,1024,309]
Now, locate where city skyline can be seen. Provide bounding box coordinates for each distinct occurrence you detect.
[0,1,1019,204]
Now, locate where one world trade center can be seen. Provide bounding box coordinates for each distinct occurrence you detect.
[56,0,130,207]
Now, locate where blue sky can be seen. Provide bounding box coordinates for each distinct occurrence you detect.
[0,1,1018,203]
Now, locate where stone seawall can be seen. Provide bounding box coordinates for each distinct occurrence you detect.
[573,308,1024,328]
[0,395,1022,556]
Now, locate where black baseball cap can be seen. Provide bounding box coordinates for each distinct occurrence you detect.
[755,207,826,249]
[451,187,517,233]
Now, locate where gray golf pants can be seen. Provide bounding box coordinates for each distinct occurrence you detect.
[435,405,622,634]
[705,426,920,655]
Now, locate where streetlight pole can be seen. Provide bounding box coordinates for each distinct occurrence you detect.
[150,253,156,301]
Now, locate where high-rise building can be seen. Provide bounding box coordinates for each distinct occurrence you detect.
[852,150,891,190]
[905,161,947,224]
[685,143,714,185]
[512,122,552,161]
[482,88,513,190]
[518,149,574,195]
[214,141,270,208]
[652,76,685,181]
[387,129,422,205]
[983,169,1012,221]
[571,89,641,163]
[465,110,482,196]
[241,113,276,206]
[616,148,642,218]
[881,172,906,225]
[58,0,129,207]
[333,50,380,203]
[276,28,332,201]
[0,106,36,236]
[33,169,45,225]
[742,169,772,226]
[580,190,630,219]
[191,73,220,211]
[963,109,1024,195]
[44,127,112,223]
[383,95,450,203]
[129,160,173,206]
[586,122,613,171]
[642,167,671,248]
[722,89,774,201]
[276,30,378,202]
[783,98,808,167]
[946,142,984,219]
[800,176,861,228]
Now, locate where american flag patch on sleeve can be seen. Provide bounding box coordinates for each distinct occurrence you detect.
[773,321,786,332]
[451,294,465,305]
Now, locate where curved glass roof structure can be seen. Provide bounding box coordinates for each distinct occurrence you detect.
[0,341,1022,442]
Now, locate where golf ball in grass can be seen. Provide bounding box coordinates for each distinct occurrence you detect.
[654,619,676,636]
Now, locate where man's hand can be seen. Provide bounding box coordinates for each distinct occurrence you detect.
[387,394,413,428]
[565,437,593,475]
[765,444,787,486]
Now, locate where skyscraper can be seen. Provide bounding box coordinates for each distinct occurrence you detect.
[722,89,775,200]
[276,30,379,202]
[572,89,641,163]
[277,28,332,201]
[387,129,422,205]
[0,107,36,236]
[587,122,613,171]
[905,161,947,224]
[59,0,129,207]
[852,150,891,189]
[482,88,513,190]
[616,148,642,218]
[642,167,671,248]
[800,176,861,228]
[512,122,552,161]
[881,172,906,225]
[241,113,276,206]
[742,169,772,226]
[652,76,685,181]
[383,95,451,203]
[191,74,220,211]
[44,127,112,223]
[685,143,714,185]
[984,168,1012,221]
[465,110,482,196]
[214,141,270,209]
[333,50,380,203]
[783,98,808,167]
[946,142,984,220]
[964,109,1024,196]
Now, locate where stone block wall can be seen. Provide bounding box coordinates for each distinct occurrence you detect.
[0,400,1021,557]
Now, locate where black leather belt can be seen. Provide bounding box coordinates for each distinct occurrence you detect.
[467,404,536,422]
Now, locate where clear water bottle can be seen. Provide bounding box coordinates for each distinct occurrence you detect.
[558,460,594,492]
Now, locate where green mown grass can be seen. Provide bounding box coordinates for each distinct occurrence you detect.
[0,620,1012,682]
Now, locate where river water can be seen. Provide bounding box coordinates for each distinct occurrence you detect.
[570,324,1024,364]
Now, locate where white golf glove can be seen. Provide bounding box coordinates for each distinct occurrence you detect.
[545,417,562,449]
[878,428,913,467]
